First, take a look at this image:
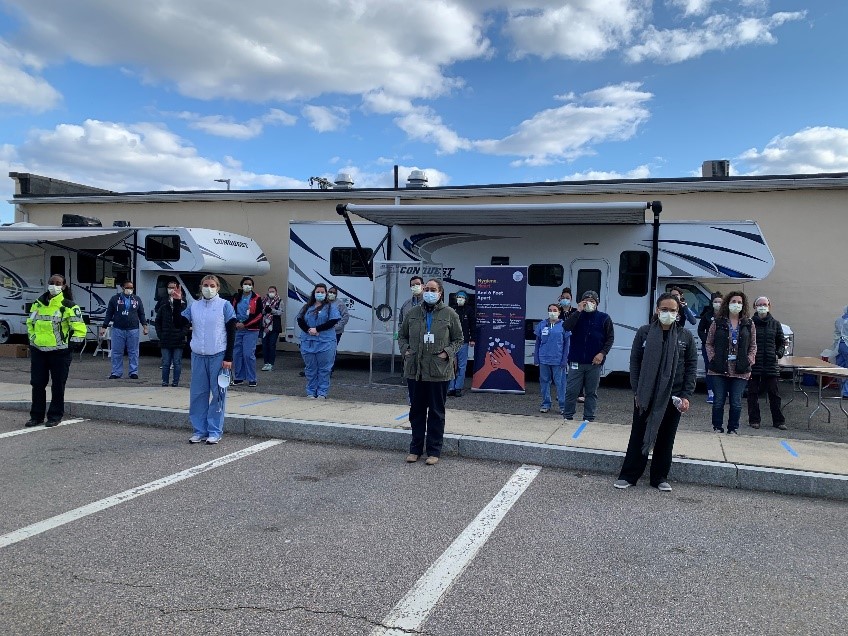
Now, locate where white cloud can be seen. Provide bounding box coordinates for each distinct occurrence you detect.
[737,127,848,174]
[557,164,652,181]
[6,0,488,103]
[0,39,61,111]
[473,82,652,164]
[302,105,350,133]
[667,0,714,17]
[395,108,473,154]
[627,10,806,64]
[174,108,296,139]
[9,119,307,193]
[504,0,650,61]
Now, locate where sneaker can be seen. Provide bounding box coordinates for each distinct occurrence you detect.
[162,382,169,387]
[317,395,327,400]
[425,456,439,466]
[188,434,205,444]
[713,428,723,433]
[298,371,306,377]
[656,482,672,492]
[248,381,257,388]
[24,418,43,427]
[45,419,61,427]
[773,423,788,430]
[129,373,139,380]
[749,422,761,429]
[586,417,596,422]
[261,364,272,371]
[727,429,738,435]
[447,389,457,397]
[231,380,244,386]
[405,454,419,463]
[613,479,632,489]
[205,436,221,445]
[454,390,463,397]
[171,382,179,387]
[539,406,550,413]
[707,390,714,404]
[559,409,565,416]
[108,374,120,379]
[564,416,574,421]
[306,395,317,399]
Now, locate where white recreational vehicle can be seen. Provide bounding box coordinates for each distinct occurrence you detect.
[0,214,270,344]
[286,201,792,376]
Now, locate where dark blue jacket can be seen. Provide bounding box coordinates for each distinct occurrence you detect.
[103,293,147,330]
[563,309,614,364]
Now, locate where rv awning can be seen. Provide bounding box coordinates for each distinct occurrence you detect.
[339,202,656,226]
[0,226,132,243]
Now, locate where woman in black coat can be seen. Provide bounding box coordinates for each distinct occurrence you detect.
[155,280,189,387]
[747,296,787,430]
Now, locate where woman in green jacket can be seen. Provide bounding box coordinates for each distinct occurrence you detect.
[398,279,463,465]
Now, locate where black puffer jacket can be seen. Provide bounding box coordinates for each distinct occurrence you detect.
[154,298,189,349]
[751,313,785,376]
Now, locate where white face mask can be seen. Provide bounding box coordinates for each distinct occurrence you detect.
[123,288,133,296]
[242,285,252,293]
[411,284,422,295]
[712,302,722,311]
[168,288,177,297]
[548,311,559,320]
[202,286,218,299]
[456,297,466,306]
[267,291,276,298]
[658,311,678,326]
[728,302,743,315]
[756,306,769,315]
[584,301,596,313]
[327,293,337,301]
[48,284,63,296]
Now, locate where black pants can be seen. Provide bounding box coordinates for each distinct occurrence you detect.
[409,380,448,457]
[618,402,681,487]
[30,347,72,422]
[747,373,784,425]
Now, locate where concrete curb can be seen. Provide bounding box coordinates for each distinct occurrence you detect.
[4,400,847,500]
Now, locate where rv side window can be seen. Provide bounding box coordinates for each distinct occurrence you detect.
[146,235,181,261]
[528,264,564,287]
[330,247,373,277]
[576,269,602,300]
[77,249,131,285]
[618,251,650,297]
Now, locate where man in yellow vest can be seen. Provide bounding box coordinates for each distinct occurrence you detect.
[26,273,87,427]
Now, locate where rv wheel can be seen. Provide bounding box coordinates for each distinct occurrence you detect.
[0,321,10,345]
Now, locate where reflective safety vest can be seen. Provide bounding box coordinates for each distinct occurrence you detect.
[27,292,87,351]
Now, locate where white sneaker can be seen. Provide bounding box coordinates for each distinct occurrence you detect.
[539,406,549,413]
[656,481,672,492]
[188,434,205,444]
[205,436,221,445]
[613,479,632,489]
[261,364,272,371]
[317,395,327,400]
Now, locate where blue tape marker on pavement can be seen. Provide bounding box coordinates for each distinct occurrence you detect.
[780,440,799,457]
[395,412,409,421]
[240,397,282,408]
[572,421,588,439]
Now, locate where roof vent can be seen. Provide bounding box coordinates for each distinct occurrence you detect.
[406,169,429,188]
[702,160,730,178]
[334,173,354,190]
[113,220,131,227]
[61,214,102,227]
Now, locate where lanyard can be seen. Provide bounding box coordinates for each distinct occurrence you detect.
[730,324,739,346]
[425,311,433,333]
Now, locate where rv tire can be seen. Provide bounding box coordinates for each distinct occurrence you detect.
[0,321,10,345]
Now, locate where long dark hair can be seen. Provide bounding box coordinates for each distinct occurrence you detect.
[49,273,73,301]
[718,290,749,320]
[303,284,328,311]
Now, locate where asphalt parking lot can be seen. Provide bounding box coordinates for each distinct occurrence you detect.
[2,412,846,636]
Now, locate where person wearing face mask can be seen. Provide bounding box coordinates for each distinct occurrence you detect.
[101,280,148,380]
[25,274,87,427]
[447,290,476,397]
[747,297,787,430]
[833,305,848,399]
[399,279,463,465]
[229,276,264,387]
[534,303,570,414]
[706,291,756,434]
[297,284,341,399]
[669,286,697,326]
[558,287,576,320]
[154,279,188,387]
[174,275,236,444]
[614,293,697,492]
[260,286,284,371]
[698,291,724,404]
[399,276,425,404]
[561,290,615,422]
[327,286,350,346]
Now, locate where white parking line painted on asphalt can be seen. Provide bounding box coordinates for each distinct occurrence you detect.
[0,439,283,549]
[371,464,542,635]
[0,418,87,439]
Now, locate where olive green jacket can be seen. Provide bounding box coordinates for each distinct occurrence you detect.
[398,301,464,382]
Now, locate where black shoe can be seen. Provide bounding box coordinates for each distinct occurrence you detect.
[171,382,179,387]
[129,373,139,380]
[24,418,43,427]
[773,423,788,430]
[232,380,244,386]
[108,374,120,379]
[162,382,169,387]
[248,381,257,388]
[727,429,738,435]
[45,419,61,427]
[447,390,456,397]
[455,389,463,397]
[298,371,305,377]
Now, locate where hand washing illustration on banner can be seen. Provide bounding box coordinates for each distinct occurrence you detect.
[472,267,527,394]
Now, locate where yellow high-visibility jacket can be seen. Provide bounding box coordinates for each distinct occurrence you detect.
[27,292,87,351]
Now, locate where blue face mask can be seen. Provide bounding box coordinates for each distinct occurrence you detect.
[315,292,326,301]
[422,291,440,304]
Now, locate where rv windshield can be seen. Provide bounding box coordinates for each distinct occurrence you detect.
[180,274,236,301]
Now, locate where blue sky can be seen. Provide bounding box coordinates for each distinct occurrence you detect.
[1,1,846,223]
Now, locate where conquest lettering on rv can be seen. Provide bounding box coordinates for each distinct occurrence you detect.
[213,238,249,248]
[398,266,456,277]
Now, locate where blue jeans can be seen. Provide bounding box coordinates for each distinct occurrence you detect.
[189,351,226,439]
[563,362,602,420]
[161,347,183,385]
[702,345,714,393]
[111,328,140,377]
[710,375,747,432]
[262,330,280,366]
[448,343,469,392]
[539,364,565,411]
[302,347,335,397]
[837,341,848,397]
[233,329,259,382]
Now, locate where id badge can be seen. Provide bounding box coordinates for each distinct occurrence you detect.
[541,328,549,336]
[424,333,435,344]
[571,362,579,370]
[727,354,737,361]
